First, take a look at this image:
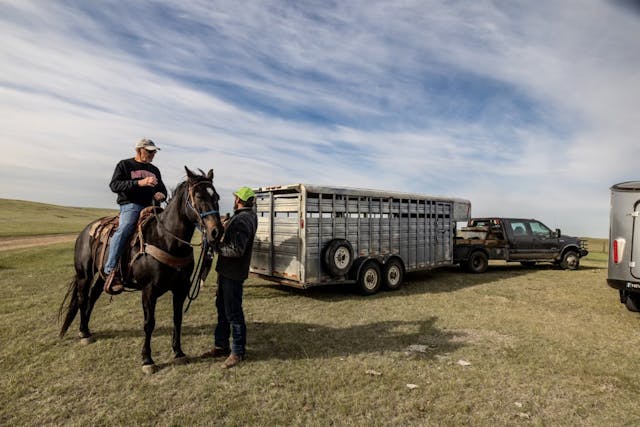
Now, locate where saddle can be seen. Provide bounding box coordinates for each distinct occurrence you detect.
[89,206,160,282]
[90,206,195,286]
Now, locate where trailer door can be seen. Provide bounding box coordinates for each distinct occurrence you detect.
[271,192,303,281]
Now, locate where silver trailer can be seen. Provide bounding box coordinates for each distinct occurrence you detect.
[249,184,471,295]
[608,181,640,312]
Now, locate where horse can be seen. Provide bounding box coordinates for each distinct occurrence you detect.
[59,166,222,373]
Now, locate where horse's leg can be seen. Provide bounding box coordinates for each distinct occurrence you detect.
[79,276,104,339]
[77,274,97,340]
[141,286,157,370]
[171,285,189,362]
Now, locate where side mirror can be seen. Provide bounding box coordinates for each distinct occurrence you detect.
[555,228,561,238]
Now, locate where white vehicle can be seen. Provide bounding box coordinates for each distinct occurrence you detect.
[249,184,471,295]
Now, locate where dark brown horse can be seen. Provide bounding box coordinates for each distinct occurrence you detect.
[59,167,222,373]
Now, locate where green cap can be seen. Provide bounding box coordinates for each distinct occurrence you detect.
[234,186,255,202]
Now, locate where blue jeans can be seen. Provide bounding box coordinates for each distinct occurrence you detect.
[214,275,246,356]
[104,203,144,274]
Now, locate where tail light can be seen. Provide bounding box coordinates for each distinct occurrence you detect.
[613,238,625,264]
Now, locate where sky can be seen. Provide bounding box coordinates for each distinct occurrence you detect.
[1,1,639,238]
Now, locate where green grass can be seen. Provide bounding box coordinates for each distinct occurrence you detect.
[2,233,639,425]
[0,198,116,237]
[2,201,635,426]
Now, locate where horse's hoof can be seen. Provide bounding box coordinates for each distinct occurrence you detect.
[79,335,95,345]
[174,356,189,366]
[142,364,158,375]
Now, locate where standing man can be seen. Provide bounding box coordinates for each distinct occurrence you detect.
[103,138,167,294]
[201,187,258,368]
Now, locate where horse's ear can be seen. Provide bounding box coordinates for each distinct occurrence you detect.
[184,166,196,180]
[207,169,214,181]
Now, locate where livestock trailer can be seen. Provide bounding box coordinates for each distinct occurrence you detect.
[607,181,640,312]
[249,184,471,294]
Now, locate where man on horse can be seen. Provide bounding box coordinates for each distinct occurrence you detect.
[103,138,167,294]
[201,186,258,368]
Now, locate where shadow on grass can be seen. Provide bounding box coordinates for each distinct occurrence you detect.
[251,264,535,301]
[247,317,464,362]
[78,317,464,368]
[185,317,463,365]
[251,262,605,302]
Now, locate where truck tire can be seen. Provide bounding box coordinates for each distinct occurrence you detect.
[559,250,579,270]
[323,239,354,277]
[358,261,382,295]
[383,259,404,291]
[467,251,488,274]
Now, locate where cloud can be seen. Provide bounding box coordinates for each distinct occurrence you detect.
[1,1,639,236]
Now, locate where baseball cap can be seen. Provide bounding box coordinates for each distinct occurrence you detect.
[135,138,160,151]
[234,187,255,202]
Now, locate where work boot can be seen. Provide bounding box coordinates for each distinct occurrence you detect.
[104,271,124,295]
[222,353,243,369]
[200,347,230,359]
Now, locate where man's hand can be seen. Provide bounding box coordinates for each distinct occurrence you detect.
[139,176,158,187]
[153,192,166,202]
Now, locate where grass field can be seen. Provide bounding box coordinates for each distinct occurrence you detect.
[0,198,116,237]
[1,201,638,426]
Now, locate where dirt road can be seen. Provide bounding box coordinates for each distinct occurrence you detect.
[0,234,77,251]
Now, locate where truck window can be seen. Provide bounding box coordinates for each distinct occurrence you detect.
[529,221,551,237]
[510,222,528,236]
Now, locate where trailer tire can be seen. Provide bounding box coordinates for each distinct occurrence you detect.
[323,239,354,277]
[467,251,488,274]
[358,261,382,295]
[560,250,579,270]
[625,293,640,312]
[383,259,404,291]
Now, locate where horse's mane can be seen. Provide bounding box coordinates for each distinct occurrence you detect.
[166,180,188,205]
[166,173,212,205]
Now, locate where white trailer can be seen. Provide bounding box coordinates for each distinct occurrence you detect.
[249,184,471,295]
[608,181,640,312]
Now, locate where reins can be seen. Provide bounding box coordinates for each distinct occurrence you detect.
[146,179,220,313]
[184,236,213,313]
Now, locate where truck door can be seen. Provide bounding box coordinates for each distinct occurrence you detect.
[506,220,535,259]
[528,220,558,259]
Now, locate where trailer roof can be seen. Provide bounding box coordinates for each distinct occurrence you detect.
[611,181,640,192]
[253,183,471,205]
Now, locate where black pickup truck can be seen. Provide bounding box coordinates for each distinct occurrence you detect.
[454,217,588,273]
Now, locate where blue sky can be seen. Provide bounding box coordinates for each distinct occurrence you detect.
[1,1,639,237]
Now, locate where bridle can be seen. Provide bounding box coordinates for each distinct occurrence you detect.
[153,179,221,247]
[185,179,220,232]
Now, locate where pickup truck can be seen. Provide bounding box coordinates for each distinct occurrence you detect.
[454,217,589,273]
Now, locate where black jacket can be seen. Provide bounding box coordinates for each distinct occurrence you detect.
[109,158,167,206]
[216,207,258,281]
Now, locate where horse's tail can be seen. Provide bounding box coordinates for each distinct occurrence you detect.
[58,276,80,338]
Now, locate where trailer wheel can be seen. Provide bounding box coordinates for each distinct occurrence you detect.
[383,259,404,291]
[625,293,640,312]
[467,251,488,274]
[358,261,382,295]
[323,239,354,277]
[560,250,579,270]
